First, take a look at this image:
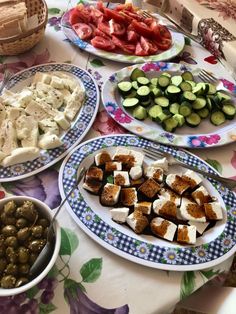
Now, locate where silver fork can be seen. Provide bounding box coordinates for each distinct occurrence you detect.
[143,146,236,190]
[0,66,12,94]
[139,10,200,43]
[198,69,235,97]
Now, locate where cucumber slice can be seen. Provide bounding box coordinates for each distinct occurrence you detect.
[169,102,180,115]
[132,81,139,90]
[197,107,209,119]
[183,91,197,102]
[122,98,139,108]
[156,111,172,123]
[192,97,207,110]
[222,104,236,119]
[125,90,137,98]
[186,80,196,88]
[162,117,178,132]
[216,92,231,102]
[118,81,132,96]
[182,71,194,81]
[173,113,185,127]
[150,77,159,86]
[206,97,212,111]
[161,72,171,78]
[207,83,217,95]
[210,111,226,126]
[150,87,162,98]
[180,81,192,92]
[137,76,150,86]
[158,75,170,88]
[154,96,169,107]
[179,101,192,117]
[186,113,201,127]
[166,85,181,95]
[137,86,150,101]
[130,68,146,81]
[133,105,147,120]
[171,75,183,86]
[141,98,152,107]
[148,105,163,120]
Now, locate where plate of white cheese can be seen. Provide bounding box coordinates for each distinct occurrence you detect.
[0,63,99,182]
[59,134,236,271]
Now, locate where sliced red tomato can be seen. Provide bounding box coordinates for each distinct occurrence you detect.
[109,19,126,36]
[104,8,126,24]
[88,23,96,36]
[131,20,154,38]
[69,8,80,25]
[135,42,149,56]
[94,28,111,39]
[89,6,104,25]
[112,36,135,54]
[98,21,111,36]
[72,23,93,40]
[75,4,91,24]
[123,10,144,22]
[159,25,172,39]
[140,36,158,55]
[155,38,172,50]
[149,21,161,41]
[96,0,105,13]
[115,3,136,12]
[127,30,139,42]
[91,36,116,51]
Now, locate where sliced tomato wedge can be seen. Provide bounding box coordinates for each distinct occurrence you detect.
[91,36,116,51]
[104,8,126,24]
[127,30,139,43]
[131,20,154,38]
[140,36,158,55]
[98,21,111,36]
[135,42,149,56]
[88,23,96,36]
[75,4,91,24]
[72,23,93,40]
[112,36,136,54]
[69,8,80,25]
[123,10,144,22]
[155,38,172,50]
[159,25,172,39]
[109,19,126,36]
[94,28,111,39]
[96,0,105,13]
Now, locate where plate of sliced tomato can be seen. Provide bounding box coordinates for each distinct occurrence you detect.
[61,1,185,64]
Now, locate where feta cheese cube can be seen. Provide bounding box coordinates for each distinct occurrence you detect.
[129,166,142,180]
[204,202,223,220]
[95,151,112,166]
[180,198,206,222]
[1,147,40,167]
[177,225,196,244]
[153,199,177,219]
[54,113,71,130]
[110,207,129,223]
[150,217,177,241]
[85,166,103,182]
[182,170,202,189]
[50,76,64,89]
[159,188,181,206]
[145,166,163,182]
[188,221,209,235]
[38,134,63,149]
[151,157,168,172]
[83,180,102,194]
[166,173,190,195]
[126,210,149,234]
[191,186,211,205]
[105,161,122,173]
[138,178,161,199]
[114,171,130,186]
[120,188,138,206]
[129,150,144,166]
[100,183,121,206]
[134,202,152,215]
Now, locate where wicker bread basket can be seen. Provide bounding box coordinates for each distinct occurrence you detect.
[0,0,48,56]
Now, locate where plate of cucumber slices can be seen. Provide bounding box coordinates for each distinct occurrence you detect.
[102,62,236,148]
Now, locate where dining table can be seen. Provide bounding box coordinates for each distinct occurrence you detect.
[0,0,236,313]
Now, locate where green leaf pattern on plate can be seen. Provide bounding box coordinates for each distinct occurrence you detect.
[80,258,103,283]
[59,228,79,256]
[205,158,223,174]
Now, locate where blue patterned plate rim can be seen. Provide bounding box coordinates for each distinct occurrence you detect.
[58,134,236,271]
[0,63,100,182]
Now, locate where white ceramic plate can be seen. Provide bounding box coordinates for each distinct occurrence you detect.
[59,134,236,271]
[102,62,236,148]
[0,63,99,182]
[61,10,185,64]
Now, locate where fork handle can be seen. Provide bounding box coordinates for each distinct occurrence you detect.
[173,160,236,189]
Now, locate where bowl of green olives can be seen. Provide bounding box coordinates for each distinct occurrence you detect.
[0,196,61,296]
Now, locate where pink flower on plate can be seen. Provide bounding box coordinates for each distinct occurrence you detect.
[92,110,127,135]
[221,79,236,92]
[198,134,221,145]
[114,108,132,124]
[141,63,160,72]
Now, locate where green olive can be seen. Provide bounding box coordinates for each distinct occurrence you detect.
[18,247,29,264]
[28,239,46,253]
[31,225,43,238]
[4,201,16,216]
[5,236,18,248]
[2,225,17,237]
[17,227,31,242]
[6,247,17,263]
[5,263,18,276]
[1,213,16,225]
[0,237,5,257]
[16,218,28,229]
[0,257,7,273]
[38,218,50,228]
[29,253,38,265]
[18,263,30,275]
[15,277,28,288]
[16,201,38,222]
[1,275,16,288]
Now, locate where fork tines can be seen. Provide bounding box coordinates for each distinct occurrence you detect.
[199,69,217,83]
[143,147,165,160]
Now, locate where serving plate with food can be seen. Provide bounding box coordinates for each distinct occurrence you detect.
[61,2,184,64]
[59,134,236,271]
[0,63,99,182]
[102,62,236,148]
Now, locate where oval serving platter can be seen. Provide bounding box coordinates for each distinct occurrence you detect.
[0,63,99,182]
[59,134,236,271]
[102,62,236,148]
[61,10,185,64]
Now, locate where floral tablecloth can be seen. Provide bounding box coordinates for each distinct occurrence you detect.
[0,1,236,313]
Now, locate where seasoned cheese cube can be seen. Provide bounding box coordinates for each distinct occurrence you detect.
[64,86,85,120]
[126,210,149,234]
[204,202,223,220]
[138,178,161,199]
[166,174,190,195]
[95,151,112,166]
[16,115,38,147]
[114,171,130,186]
[113,148,131,166]
[100,183,121,206]
[129,150,144,166]
[113,147,130,159]
[54,113,71,130]
[177,225,196,244]
[0,103,6,127]
[25,100,51,121]
[7,107,24,122]
[50,76,64,89]
[134,202,152,215]
[1,147,40,167]
[62,78,77,91]
[18,89,33,106]
[145,166,163,182]
[85,166,103,182]
[44,89,64,109]
[153,199,179,220]
[182,170,202,189]
[188,221,209,235]
[150,217,177,241]
[129,166,142,180]
[159,188,181,206]
[110,207,129,223]
[105,161,122,173]
[83,180,102,194]
[120,188,138,206]
[0,119,18,155]
[39,119,59,136]
[191,186,211,205]
[38,134,63,149]
[151,157,168,172]
[180,198,206,222]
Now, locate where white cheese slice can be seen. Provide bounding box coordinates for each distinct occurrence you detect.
[204,202,223,220]
[159,188,181,206]
[129,165,142,180]
[39,118,59,135]
[177,225,196,244]
[18,89,33,106]
[182,169,202,187]
[166,173,190,195]
[151,157,168,172]
[54,113,71,130]
[64,86,85,121]
[191,186,211,205]
[188,221,209,235]
[129,150,144,166]
[25,100,51,121]
[0,103,6,127]
[16,115,38,147]
[150,217,177,241]
[0,119,18,155]
[145,166,163,182]
[113,147,130,160]
[110,207,129,223]
[153,198,168,215]
[7,107,24,122]
[50,76,64,89]
[38,133,63,150]
[180,197,206,222]
[62,78,78,92]
[114,171,130,186]
[1,147,40,167]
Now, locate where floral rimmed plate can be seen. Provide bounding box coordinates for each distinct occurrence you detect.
[61,10,185,64]
[59,134,236,271]
[101,62,236,148]
[0,63,99,182]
